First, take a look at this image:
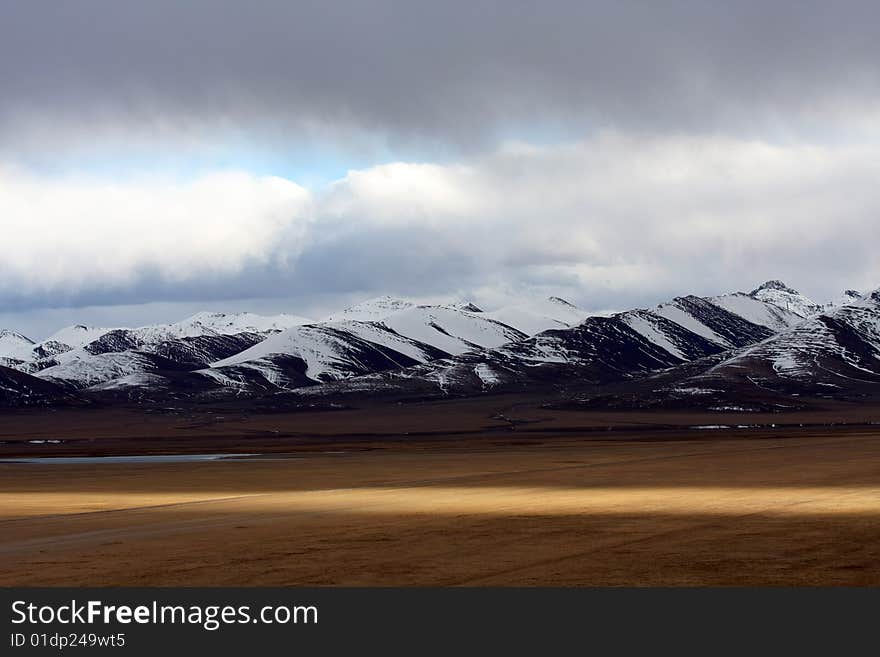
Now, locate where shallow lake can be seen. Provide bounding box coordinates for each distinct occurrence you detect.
[0,453,258,465]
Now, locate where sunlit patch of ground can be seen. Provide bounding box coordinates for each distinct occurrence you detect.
[2,433,880,585]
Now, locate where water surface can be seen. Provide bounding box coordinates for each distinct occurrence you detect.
[0,453,257,465]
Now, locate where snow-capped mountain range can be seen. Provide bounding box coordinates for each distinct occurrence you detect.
[680,288,880,406]
[0,281,876,407]
[299,283,817,399]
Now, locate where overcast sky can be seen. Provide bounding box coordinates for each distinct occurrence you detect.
[2,1,880,338]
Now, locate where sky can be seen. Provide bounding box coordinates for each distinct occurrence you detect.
[2,1,880,339]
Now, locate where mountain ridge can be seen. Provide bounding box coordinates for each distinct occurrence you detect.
[1,281,875,409]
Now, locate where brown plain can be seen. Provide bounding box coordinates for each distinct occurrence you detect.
[2,399,880,586]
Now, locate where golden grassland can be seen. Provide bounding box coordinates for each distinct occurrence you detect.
[2,424,880,586]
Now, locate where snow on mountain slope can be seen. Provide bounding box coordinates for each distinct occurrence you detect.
[324,296,416,322]
[127,311,310,344]
[689,288,880,397]
[498,316,687,371]
[10,325,122,364]
[87,373,169,392]
[447,300,766,390]
[212,321,446,372]
[43,310,300,352]
[203,321,451,390]
[617,309,724,360]
[485,297,591,335]
[748,280,822,318]
[708,293,804,331]
[652,296,774,349]
[36,351,163,389]
[325,297,525,351]
[21,310,309,389]
[328,285,880,408]
[199,299,525,392]
[146,333,269,367]
[827,289,864,309]
[44,325,116,350]
[295,289,782,399]
[380,305,525,353]
[27,299,520,393]
[612,293,782,363]
[4,280,865,404]
[32,329,271,390]
[306,314,700,397]
[1,311,309,380]
[758,290,879,380]
[0,329,36,362]
[2,326,118,366]
[444,302,483,313]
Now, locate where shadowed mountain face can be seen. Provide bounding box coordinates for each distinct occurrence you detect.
[197,289,790,398]
[0,365,75,407]
[680,289,880,403]
[202,323,449,392]
[2,282,877,410]
[289,297,780,401]
[0,302,530,400]
[556,288,880,413]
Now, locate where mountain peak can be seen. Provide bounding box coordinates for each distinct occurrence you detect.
[750,280,798,295]
[326,296,416,323]
[0,329,33,343]
[350,296,414,311]
[182,311,228,323]
[446,302,483,313]
[828,290,865,308]
[747,280,821,318]
[547,296,576,307]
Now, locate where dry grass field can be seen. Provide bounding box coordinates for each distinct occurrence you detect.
[2,402,880,586]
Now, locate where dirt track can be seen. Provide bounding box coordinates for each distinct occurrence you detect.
[3,429,880,586]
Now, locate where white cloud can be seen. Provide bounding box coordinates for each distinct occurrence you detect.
[0,169,311,297]
[1,132,879,327]
[313,134,880,303]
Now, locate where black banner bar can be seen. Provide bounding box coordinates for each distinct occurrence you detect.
[2,588,876,655]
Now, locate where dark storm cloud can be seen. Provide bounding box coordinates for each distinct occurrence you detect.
[3,0,880,149]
